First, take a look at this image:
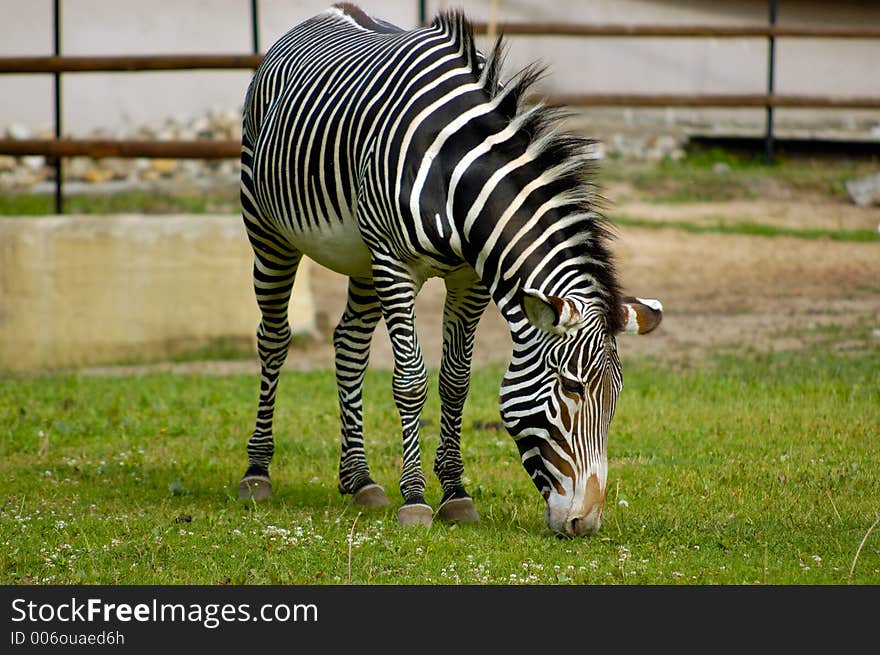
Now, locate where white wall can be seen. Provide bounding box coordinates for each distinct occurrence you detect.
[1,0,878,136]
[0,0,419,135]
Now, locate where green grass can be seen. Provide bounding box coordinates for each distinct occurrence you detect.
[602,147,880,203]
[613,215,880,242]
[1,345,878,585]
[0,186,239,215]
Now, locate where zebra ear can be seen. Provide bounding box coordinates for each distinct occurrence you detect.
[619,297,663,335]
[522,289,582,335]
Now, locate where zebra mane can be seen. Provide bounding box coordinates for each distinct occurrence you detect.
[433,10,623,331]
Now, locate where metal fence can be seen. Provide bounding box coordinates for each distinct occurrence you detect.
[1,0,879,213]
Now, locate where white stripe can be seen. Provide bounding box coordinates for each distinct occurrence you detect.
[406,80,485,250]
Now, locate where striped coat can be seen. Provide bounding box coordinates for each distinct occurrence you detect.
[237,3,662,536]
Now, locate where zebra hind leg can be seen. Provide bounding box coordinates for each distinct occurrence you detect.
[238,235,302,501]
[334,277,389,508]
[434,276,491,523]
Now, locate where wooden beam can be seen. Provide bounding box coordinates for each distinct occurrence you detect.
[0,54,263,74]
[0,138,241,159]
[540,93,880,109]
[470,22,880,39]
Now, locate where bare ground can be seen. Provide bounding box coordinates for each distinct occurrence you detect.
[79,195,879,378]
[303,209,880,370]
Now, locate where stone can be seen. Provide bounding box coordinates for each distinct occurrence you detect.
[845,174,880,207]
[83,166,115,184]
[21,155,45,170]
[64,157,91,181]
[652,134,682,156]
[150,158,177,176]
[6,123,30,140]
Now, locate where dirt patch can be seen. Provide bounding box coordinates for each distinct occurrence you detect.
[612,225,879,359]
[607,194,880,233]
[299,214,879,370]
[80,197,879,377]
[280,195,879,371]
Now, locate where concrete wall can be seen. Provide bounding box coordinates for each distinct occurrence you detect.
[1,0,878,136]
[0,214,315,371]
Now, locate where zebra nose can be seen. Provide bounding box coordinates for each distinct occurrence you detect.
[564,511,601,536]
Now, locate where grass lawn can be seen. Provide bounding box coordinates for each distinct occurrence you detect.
[1,345,877,585]
[601,146,880,204]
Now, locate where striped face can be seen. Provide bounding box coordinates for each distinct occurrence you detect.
[501,323,620,536]
[500,292,662,536]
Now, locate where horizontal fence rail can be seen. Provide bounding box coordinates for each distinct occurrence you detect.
[546,93,880,109]
[469,22,880,39]
[2,0,879,213]
[0,138,240,159]
[2,92,879,160]
[0,54,263,74]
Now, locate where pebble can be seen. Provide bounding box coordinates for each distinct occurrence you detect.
[0,110,243,191]
[0,109,689,193]
[5,123,31,140]
[845,174,880,207]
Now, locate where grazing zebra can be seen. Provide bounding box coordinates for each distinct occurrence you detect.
[237,3,662,536]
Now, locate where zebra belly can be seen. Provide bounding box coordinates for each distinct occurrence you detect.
[286,219,374,279]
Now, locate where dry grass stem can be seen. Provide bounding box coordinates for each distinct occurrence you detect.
[347,511,362,585]
[848,514,880,583]
[825,490,842,523]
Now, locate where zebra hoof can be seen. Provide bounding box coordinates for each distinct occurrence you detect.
[239,476,272,501]
[396,503,433,528]
[438,497,480,523]
[352,483,390,507]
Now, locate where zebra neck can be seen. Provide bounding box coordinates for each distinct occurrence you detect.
[438,143,615,335]
[455,203,613,335]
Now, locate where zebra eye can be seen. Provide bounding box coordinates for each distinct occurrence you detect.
[559,375,584,396]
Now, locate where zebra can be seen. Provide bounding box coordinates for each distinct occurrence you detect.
[237,3,662,536]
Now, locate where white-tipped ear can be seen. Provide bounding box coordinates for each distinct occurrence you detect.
[522,289,582,335]
[619,296,663,335]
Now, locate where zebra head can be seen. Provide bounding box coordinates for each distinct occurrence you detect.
[500,290,662,536]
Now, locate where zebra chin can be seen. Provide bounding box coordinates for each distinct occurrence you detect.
[544,473,606,537]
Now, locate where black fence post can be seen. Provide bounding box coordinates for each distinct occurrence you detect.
[53,0,63,213]
[419,0,426,26]
[250,0,260,55]
[764,0,777,165]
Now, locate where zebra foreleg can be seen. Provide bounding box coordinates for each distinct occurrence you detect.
[334,277,389,507]
[372,257,432,527]
[238,241,302,501]
[435,276,491,523]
